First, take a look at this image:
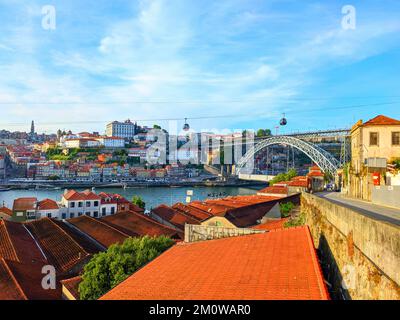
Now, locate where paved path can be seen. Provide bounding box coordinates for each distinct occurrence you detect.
[317,192,400,226]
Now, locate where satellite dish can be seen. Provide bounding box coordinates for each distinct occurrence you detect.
[183,118,190,131]
[280,113,287,126]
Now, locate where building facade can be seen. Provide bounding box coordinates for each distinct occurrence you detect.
[106,120,137,139]
[348,115,400,201]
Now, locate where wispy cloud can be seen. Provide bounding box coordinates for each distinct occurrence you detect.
[0,0,399,133]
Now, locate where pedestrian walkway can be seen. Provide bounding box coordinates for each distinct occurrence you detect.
[317,192,400,226]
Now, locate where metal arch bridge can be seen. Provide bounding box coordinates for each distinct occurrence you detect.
[235,135,342,177]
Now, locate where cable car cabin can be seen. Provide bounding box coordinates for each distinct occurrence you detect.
[280,114,287,126]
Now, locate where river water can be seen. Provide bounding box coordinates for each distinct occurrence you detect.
[0,186,258,210]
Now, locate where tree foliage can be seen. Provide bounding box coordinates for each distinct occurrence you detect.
[280,201,294,218]
[132,195,146,209]
[256,129,272,137]
[269,168,297,185]
[79,236,175,300]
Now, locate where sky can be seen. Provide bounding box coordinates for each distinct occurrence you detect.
[0,0,399,134]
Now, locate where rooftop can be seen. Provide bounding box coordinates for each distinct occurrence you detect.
[362,115,400,127]
[68,215,129,248]
[0,206,13,217]
[12,197,37,211]
[101,226,329,300]
[102,211,183,240]
[37,198,59,211]
[25,218,91,273]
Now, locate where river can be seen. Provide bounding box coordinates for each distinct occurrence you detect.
[0,186,258,210]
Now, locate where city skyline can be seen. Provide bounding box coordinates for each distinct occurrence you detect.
[0,0,400,134]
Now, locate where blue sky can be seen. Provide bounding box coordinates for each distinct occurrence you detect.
[0,0,399,134]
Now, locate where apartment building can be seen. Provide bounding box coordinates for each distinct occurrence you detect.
[106,120,137,139]
[348,115,400,201]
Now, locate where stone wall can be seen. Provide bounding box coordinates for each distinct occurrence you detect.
[301,192,400,300]
[184,224,264,243]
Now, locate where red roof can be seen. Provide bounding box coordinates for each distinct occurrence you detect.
[63,190,101,201]
[363,115,400,126]
[0,220,46,264]
[37,199,59,211]
[251,218,289,231]
[288,180,308,187]
[12,197,37,211]
[0,206,13,217]
[0,258,62,300]
[152,205,201,230]
[258,186,288,195]
[100,226,329,300]
[68,215,129,248]
[25,218,90,273]
[102,211,183,240]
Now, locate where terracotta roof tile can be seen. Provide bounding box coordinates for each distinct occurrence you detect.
[152,205,200,230]
[37,199,59,211]
[25,218,90,273]
[0,206,13,217]
[251,218,289,231]
[101,226,329,300]
[68,215,129,248]
[12,197,37,211]
[0,220,45,264]
[363,115,400,126]
[102,211,183,240]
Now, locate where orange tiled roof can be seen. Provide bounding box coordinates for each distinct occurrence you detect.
[257,186,288,195]
[152,205,201,230]
[0,220,46,264]
[100,226,329,300]
[68,215,129,248]
[37,199,59,211]
[0,206,13,217]
[0,258,26,300]
[12,197,37,211]
[288,180,308,187]
[362,115,400,126]
[25,218,90,273]
[251,218,289,231]
[102,211,183,240]
[2,259,62,300]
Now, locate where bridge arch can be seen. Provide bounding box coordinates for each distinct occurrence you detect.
[235,136,341,177]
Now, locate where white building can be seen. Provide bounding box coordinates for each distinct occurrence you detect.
[96,136,125,148]
[64,138,101,149]
[0,155,5,179]
[106,120,137,139]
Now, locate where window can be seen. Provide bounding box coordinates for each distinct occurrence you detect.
[78,212,83,217]
[94,201,99,207]
[85,212,90,216]
[78,202,83,207]
[70,202,75,208]
[47,213,52,218]
[70,213,75,219]
[62,213,66,219]
[86,201,91,207]
[392,132,400,146]
[111,207,115,214]
[94,211,99,218]
[369,132,379,146]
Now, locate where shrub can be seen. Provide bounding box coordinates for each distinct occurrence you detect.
[280,201,294,218]
[79,236,174,300]
[284,212,306,228]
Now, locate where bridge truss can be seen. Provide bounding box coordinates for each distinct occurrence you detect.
[235,136,342,177]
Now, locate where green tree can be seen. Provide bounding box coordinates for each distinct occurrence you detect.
[132,196,146,209]
[153,124,161,130]
[79,236,174,300]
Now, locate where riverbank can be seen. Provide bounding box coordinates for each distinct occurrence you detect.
[0,179,266,190]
